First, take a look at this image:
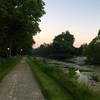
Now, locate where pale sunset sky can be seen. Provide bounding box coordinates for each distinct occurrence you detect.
[33,0,100,48]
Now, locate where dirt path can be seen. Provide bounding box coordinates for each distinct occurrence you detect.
[0,57,45,100]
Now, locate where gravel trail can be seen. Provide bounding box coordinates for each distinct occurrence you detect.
[0,57,45,100]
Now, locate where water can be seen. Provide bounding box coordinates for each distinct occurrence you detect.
[46,57,100,91]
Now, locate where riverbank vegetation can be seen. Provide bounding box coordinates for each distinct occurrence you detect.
[28,57,100,100]
[85,30,100,64]
[33,31,80,59]
[32,30,100,65]
[28,57,73,100]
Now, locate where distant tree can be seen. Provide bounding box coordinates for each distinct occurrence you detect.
[98,30,100,36]
[33,30,91,60]
[33,43,52,57]
[78,43,88,55]
[33,31,76,59]
[86,30,100,64]
[52,31,75,55]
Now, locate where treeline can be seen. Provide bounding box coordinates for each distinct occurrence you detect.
[33,31,82,59]
[86,30,100,64]
[0,0,45,57]
[33,30,100,64]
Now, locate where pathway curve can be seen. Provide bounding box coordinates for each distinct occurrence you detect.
[0,57,45,100]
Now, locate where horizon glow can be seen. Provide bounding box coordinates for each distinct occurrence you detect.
[33,0,100,48]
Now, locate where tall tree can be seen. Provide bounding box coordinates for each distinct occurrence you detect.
[0,0,45,56]
[52,31,75,54]
[98,30,100,36]
[86,30,100,64]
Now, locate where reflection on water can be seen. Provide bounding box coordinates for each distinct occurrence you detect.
[74,67,100,91]
[76,71,89,84]
[75,69,80,75]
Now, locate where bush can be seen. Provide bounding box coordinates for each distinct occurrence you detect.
[86,31,100,64]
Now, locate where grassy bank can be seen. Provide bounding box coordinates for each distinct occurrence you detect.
[28,57,100,100]
[28,57,73,100]
[0,56,21,80]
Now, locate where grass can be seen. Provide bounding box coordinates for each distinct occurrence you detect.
[28,57,100,100]
[0,56,21,80]
[43,61,100,100]
[28,57,73,100]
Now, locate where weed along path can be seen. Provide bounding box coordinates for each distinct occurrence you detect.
[0,57,45,100]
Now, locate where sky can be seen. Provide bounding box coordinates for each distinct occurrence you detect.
[33,0,100,48]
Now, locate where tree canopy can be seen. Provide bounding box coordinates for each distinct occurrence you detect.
[52,31,75,54]
[0,0,45,56]
[86,30,100,64]
[33,31,76,59]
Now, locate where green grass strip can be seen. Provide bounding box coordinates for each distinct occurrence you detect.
[28,57,100,100]
[28,57,73,100]
[0,56,21,80]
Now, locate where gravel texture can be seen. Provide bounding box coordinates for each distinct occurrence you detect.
[0,57,45,100]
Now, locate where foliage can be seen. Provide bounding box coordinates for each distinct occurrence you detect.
[33,43,52,57]
[33,31,76,59]
[0,56,21,80]
[67,67,78,79]
[52,31,75,55]
[0,0,45,56]
[28,57,100,100]
[28,57,73,100]
[86,30,100,64]
[78,43,88,55]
